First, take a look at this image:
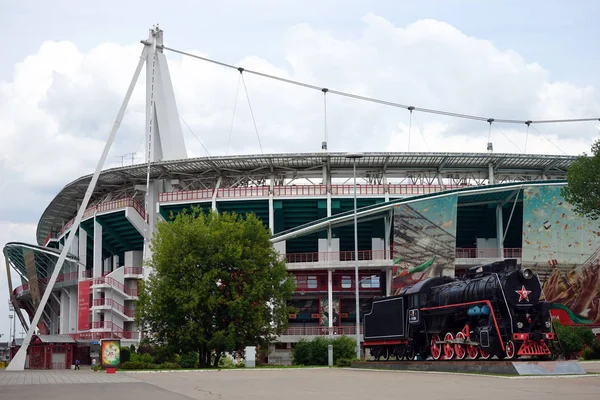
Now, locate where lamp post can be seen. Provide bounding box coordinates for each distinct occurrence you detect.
[345,152,364,359]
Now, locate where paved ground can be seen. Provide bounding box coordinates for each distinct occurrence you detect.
[0,366,599,400]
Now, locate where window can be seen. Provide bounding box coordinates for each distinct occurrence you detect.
[341,276,352,289]
[307,276,317,289]
[360,276,380,289]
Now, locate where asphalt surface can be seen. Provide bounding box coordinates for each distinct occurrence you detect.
[0,364,599,400]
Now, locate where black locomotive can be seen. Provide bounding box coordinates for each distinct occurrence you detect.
[363,259,554,361]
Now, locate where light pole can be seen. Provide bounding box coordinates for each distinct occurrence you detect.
[345,152,364,359]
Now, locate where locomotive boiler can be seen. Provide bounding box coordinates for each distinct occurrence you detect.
[363,259,554,361]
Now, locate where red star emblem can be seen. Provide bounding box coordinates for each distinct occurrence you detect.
[515,285,532,302]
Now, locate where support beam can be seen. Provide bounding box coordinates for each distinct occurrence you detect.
[212,176,222,212]
[5,38,148,372]
[488,163,495,185]
[327,269,333,334]
[496,204,504,259]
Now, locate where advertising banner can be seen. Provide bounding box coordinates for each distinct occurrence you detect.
[522,185,600,326]
[320,297,340,327]
[391,194,457,295]
[77,280,91,331]
[101,339,121,367]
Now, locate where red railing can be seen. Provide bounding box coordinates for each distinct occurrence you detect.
[285,250,393,263]
[158,183,468,203]
[13,271,83,296]
[124,266,143,275]
[282,326,364,336]
[92,298,135,317]
[455,248,522,259]
[57,198,146,237]
[72,322,139,340]
[92,276,138,297]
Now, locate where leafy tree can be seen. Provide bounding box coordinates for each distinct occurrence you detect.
[562,140,600,220]
[135,208,295,367]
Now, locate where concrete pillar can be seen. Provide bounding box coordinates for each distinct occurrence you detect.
[59,291,69,334]
[496,204,504,258]
[69,287,77,334]
[327,269,333,333]
[384,216,391,260]
[488,163,495,185]
[386,267,393,296]
[78,227,87,279]
[93,219,103,279]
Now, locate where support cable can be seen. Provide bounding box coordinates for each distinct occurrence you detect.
[530,125,567,155]
[411,111,430,151]
[239,68,264,154]
[408,106,414,152]
[524,121,531,153]
[495,125,523,153]
[179,114,212,156]
[227,73,242,155]
[322,88,328,150]
[162,46,600,126]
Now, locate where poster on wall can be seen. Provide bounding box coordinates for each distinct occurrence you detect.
[391,194,458,295]
[77,280,91,331]
[320,297,340,327]
[522,185,600,326]
[101,339,121,367]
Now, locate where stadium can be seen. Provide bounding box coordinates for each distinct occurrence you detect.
[4,27,600,369]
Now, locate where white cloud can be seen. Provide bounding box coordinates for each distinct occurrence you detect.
[1,15,600,326]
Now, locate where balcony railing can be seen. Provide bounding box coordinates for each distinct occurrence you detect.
[281,326,364,336]
[92,298,135,317]
[158,183,467,203]
[57,198,146,238]
[13,271,83,297]
[124,266,143,276]
[92,276,138,297]
[285,250,393,264]
[455,248,522,259]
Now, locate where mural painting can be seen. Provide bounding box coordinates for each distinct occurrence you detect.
[391,194,457,295]
[522,185,600,326]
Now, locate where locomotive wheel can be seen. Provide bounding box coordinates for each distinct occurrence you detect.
[394,346,405,361]
[371,347,381,361]
[466,344,479,360]
[479,348,491,360]
[454,332,467,360]
[383,347,390,361]
[505,340,517,360]
[405,347,416,361]
[430,334,442,360]
[443,332,455,360]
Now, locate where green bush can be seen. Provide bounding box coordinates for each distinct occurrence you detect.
[129,344,136,354]
[582,340,600,360]
[334,358,357,367]
[158,362,181,370]
[218,355,236,368]
[292,336,357,366]
[155,346,177,364]
[554,321,596,359]
[179,351,199,368]
[137,344,156,356]
[131,352,156,364]
[120,361,156,370]
[121,348,131,363]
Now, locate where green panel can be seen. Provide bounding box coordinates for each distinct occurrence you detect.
[159,203,212,221]
[280,199,320,253]
[216,200,269,227]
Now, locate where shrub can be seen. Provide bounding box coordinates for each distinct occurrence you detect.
[292,336,357,366]
[335,358,357,367]
[155,346,177,364]
[120,361,156,370]
[121,348,131,363]
[581,339,600,360]
[179,351,199,368]
[129,344,136,354]
[158,362,181,370]
[218,354,236,369]
[131,352,156,364]
[137,344,156,356]
[554,321,596,359]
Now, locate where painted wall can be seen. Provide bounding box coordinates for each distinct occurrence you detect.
[522,184,600,326]
[391,194,457,294]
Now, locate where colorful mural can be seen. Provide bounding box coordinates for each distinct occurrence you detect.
[522,185,600,326]
[391,194,457,294]
[320,297,340,327]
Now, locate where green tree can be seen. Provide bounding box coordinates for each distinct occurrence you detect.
[135,208,295,367]
[562,140,600,220]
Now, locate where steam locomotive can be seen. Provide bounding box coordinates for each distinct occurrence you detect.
[363,259,555,361]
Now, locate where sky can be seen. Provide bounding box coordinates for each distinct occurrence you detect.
[1,0,600,340]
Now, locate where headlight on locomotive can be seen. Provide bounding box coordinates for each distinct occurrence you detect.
[517,322,524,329]
[546,321,551,328]
[521,268,534,280]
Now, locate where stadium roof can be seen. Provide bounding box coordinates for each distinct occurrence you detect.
[36,151,576,245]
[3,242,79,281]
